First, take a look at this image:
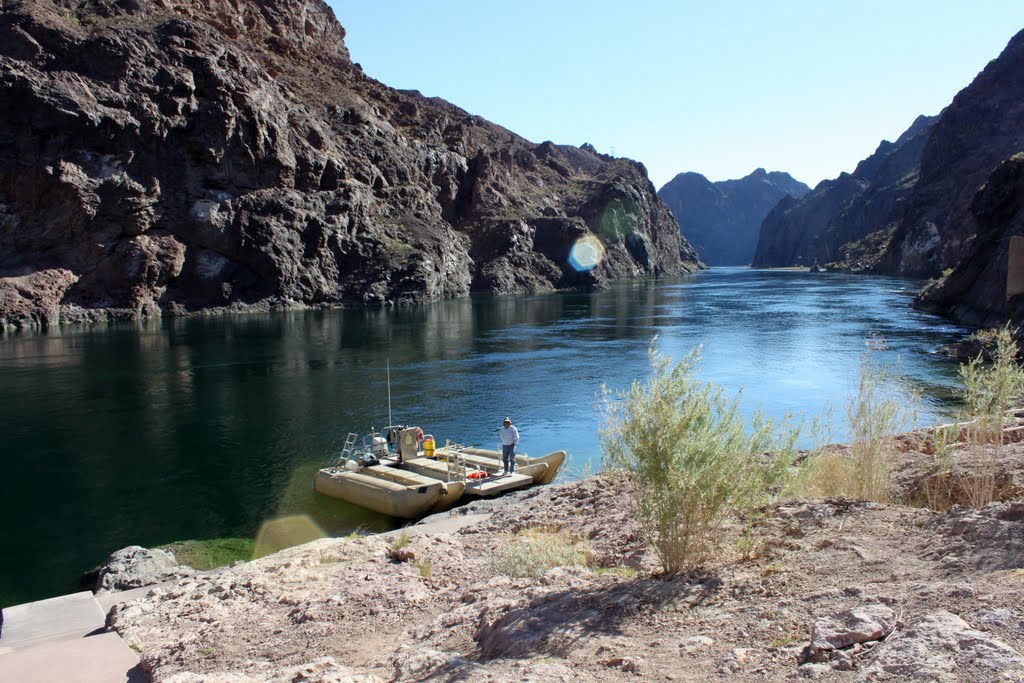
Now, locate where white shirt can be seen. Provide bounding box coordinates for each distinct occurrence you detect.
[501,424,519,446]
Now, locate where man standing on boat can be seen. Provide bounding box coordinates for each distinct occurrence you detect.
[501,417,519,476]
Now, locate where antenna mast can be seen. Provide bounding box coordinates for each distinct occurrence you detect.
[387,359,393,426]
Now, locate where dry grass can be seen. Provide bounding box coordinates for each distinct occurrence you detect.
[488,528,591,578]
[795,347,919,503]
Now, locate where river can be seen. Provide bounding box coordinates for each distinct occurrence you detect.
[0,268,971,607]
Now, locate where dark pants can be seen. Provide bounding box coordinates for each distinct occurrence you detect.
[502,444,516,473]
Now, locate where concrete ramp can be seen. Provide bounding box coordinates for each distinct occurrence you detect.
[0,591,105,649]
[0,632,143,683]
[0,590,143,682]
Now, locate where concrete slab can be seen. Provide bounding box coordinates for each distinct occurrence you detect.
[0,591,105,649]
[0,632,143,683]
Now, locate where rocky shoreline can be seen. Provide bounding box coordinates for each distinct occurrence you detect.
[94,437,1024,682]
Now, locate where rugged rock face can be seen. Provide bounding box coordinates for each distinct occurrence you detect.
[914,153,1024,326]
[751,115,936,269]
[884,28,1024,277]
[0,0,701,330]
[658,168,808,265]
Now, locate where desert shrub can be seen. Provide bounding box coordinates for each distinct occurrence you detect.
[961,327,1024,435]
[957,327,1024,506]
[600,345,798,574]
[791,449,854,499]
[488,528,590,578]
[414,558,432,578]
[913,422,960,511]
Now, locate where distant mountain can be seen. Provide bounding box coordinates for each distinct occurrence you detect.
[658,169,809,265]
[751,115,936,269]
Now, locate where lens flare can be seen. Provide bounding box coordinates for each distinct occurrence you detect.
[569,235,606,272]
[254,514,325,558]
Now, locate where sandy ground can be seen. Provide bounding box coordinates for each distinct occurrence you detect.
[109,444,1024,682]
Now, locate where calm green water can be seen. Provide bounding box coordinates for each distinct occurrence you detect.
[0,268,969,607]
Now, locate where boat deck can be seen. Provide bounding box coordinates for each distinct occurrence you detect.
[402,457,532,495]
[363,464,442,488]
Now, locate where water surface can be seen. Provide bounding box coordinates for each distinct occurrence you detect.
[0,268,970,606]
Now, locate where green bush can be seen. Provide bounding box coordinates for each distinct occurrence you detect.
[913,327,1024,510]
[600,345,798,574]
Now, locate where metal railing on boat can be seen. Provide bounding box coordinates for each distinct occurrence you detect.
[445,448,467,483]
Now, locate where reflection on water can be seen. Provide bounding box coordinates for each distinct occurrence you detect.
[0,268,970,606]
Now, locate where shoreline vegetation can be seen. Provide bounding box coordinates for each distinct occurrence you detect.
[158,539,255,571]
[599,328,1024,576]
[91,329,1024,681]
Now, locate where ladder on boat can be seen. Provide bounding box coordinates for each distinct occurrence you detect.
[335,432,359,467]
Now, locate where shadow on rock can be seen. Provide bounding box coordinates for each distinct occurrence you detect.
[472,568,722,663]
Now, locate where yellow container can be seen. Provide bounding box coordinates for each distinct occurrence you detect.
[423,436,435,457]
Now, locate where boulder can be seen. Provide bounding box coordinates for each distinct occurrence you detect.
[804,604,896,662]
[95,545,195,594]
[936,500,1024,571]
[678,635,714,654]
[860,610,1024,681]
[389,645,465,681]
[157,656,381,683]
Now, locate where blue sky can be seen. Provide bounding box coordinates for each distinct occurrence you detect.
[326,1,1024,190]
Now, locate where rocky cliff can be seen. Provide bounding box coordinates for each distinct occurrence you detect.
[0,0,701,330]
[884,28,1024,278]
[914,153,1024,326]
[658,169,808,265]
[751,115,936,269]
